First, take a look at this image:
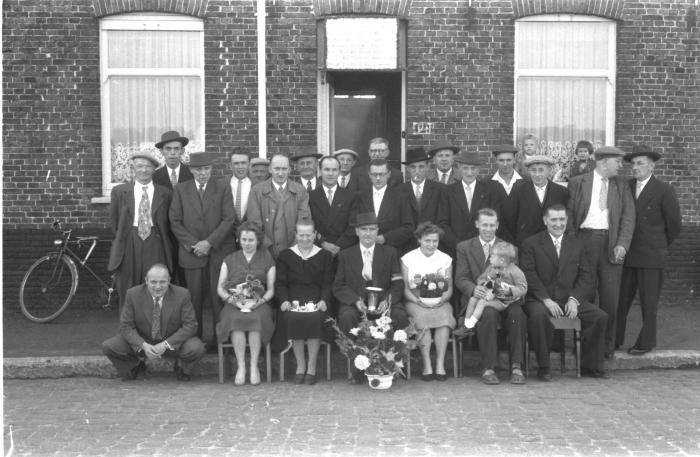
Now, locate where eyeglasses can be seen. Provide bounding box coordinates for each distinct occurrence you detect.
[369,172,388,178]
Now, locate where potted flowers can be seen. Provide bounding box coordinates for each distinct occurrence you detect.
[410,268,449,307]
[226,274,264,313]
[327,313,421,389]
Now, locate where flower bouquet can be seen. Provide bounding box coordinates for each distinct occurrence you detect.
[226,274,264,313]
[327,311,422,388]
[410,268,449,306]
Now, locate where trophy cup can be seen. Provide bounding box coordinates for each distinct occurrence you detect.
[365,286,383,314]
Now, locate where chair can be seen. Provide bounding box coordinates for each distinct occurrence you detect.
[216,323,272,384]
[279,340,332,381]
[548,317,581,377]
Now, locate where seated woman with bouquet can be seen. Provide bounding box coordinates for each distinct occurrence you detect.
[216,221,276,386]
[400,222,455,381]
[272,219,333,385]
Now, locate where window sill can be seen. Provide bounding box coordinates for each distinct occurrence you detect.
[90,196,111,204]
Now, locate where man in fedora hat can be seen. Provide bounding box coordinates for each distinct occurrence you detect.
[437,150,501,255]
[567,145,635,358]
[291,151,323,192]
[512,155,569,247]
[333,212,408,346]
[399,147,444,249]
[616,145,681,355]
[426,143,462,184]
[169,152,237,346]
[333,148,360,193]
[109,153,173,311]
[152,131,193,190]
[354,138,404,192]
[490,145,524,244]
[249,157,271,185]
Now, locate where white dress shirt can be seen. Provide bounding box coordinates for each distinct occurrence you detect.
[301,177,317,191]
[167,164,181,183]
[230,176,251,218]
[491,170,523,195]
[534,182,548,204]
[636,175,651,198]
[372,185,387,216]
[132,181,155,227]
[581,170,610,230]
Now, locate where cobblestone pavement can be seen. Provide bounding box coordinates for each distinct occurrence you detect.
[4,369,700,457]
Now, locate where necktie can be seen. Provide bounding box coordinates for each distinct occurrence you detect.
[554,238,561,258]
[441,172,448,184]
[465,184,473,211]
[307,180,313,192]
[198,183,205,201]
[234,179,243,219]
[137,186,151,240]
[536,185,546,204]
[327,187,334,205]
[636,181,643,199]
[362,249,372,281]
[170,169,177,187]
[415,184,422,205]
[599,177,608,210]
[151,297,162,340]
[374,191,382,217]
[340,175,346,188]
[483,243,490,265]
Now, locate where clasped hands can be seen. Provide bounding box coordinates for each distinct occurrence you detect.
[355,298,389,315]
[141,341,169,360]
[191,240,212,257]
[280,300,328,312]
[543,298,578,319]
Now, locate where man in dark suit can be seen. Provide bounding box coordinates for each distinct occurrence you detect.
[333,212,408,335]
[438,150,502,255]
[291,151,322,192]
[108,153,173,311]
[490,145,524,244]
[102,264,206,381]
[521,204,608,379]
[309,156,357,257]
[454,208,527,385]
[333,148,361,194]
[426,142,462,184]
[567,146,635,358]
[169,152,237,345]
[353,138,403,192]
[616,145,681,355]
[352,159,414,256]
[512,155,570,247]
[152,130,194,190]
[399,147,444,250]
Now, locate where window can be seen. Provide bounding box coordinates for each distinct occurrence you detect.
[514,15,616,179]
[99,14,204,195]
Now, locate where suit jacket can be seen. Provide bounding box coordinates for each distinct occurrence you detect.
[353,186,415,253]
[454,236,504,306]
[353,164,404,192]
[625,175,681,268]
[294,176,322,191]
[309,185,357,249]
[338,172,361,195]
[119,284,198,351]
[108,182,173,272]
[426,166,461,184]
[513,179,570,246]
[437,179,502,254]
[398,180,443,250]
[246,179,311,258]
[520,231,594,305]
[152,163,194,190]
[566,172,635,263]
[169,177,237,269]
[332,243,404,307]
[490,180,521,244]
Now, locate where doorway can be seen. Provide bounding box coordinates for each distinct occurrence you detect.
[328,71,403,167]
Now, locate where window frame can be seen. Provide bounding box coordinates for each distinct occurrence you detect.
[513,14,617,148]
[97,13,205,200]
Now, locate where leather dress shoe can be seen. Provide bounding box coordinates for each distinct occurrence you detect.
[581,367,610,379]
[434,373,448,382]
[293,373,305,384]
[421,373,434,382]
[173,362,191,381]
[537,367,552,382]
[481,370,500,385]
[627,347,652,356]
[304,374,317,385]
[122,360,145,381]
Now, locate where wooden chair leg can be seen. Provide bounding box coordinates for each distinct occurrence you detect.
[524,337,529,378]
[347,358,352,380]
[575,330,581,378]
[279,349,286,382]
[559,330,566,374]
[325,343,332,381]
[217,343,225,384]
[406,351,412,380]
[451,335,458,378]
[266,343,272,383]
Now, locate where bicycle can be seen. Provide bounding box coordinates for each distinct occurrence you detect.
[19,220,117,323]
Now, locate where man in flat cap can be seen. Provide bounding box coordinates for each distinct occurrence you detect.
[152,131,193,190]
[334,148,360,193]
[169,152,237,346]
[354,138,404,192]
[249,157,271,185]
[616,145,681,355]
[108,152,173,311]
[291,151,323,192]
[566,145,635,358]
[512,155,569,247]
[426,143,462,184]
[490,145,524,244]
[437,150,501,255]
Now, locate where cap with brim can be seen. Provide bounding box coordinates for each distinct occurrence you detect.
[427,143,460,158]
[492,145,519,157]
[188,152,213,168]
[594,146,625,160]
[155,130,189,149]
[351,212,383,227]
[250,157,270,166]
[333,148,359,159]
[525,155,555,167]
[453,150,484,166]
[624,144,661,162]
[130,153,160,168]
[290,152,323,162]
[402,147,431,165]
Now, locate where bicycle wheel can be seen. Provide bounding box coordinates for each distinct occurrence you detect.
[19,253,78,323]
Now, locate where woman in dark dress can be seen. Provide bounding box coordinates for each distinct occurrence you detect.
[274,219,333,385]
[217,221,276,386]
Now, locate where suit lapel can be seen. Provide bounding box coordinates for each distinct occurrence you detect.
[581,173,593,216]
[201,180,215,213]
[125,183,136,221]
[540,232,559,270]
[160,287,175,335]
[469,238,486,267]
[151,185,165,217]
[453,182,470,217]
[636,176,656,207]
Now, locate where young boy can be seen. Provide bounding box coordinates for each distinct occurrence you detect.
[568,140,596,179]
[463,241,527,331]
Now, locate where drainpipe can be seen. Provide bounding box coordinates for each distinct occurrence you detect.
[257,0,267,158]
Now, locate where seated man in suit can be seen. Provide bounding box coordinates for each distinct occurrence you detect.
[426,142,461,184]
[102,264,206,381]
[454,208,527,385]
[512,155,569,247]
[333,212,408,339]
[521,204,608,380]
[354,137,404,192]
[309,155,357,257]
